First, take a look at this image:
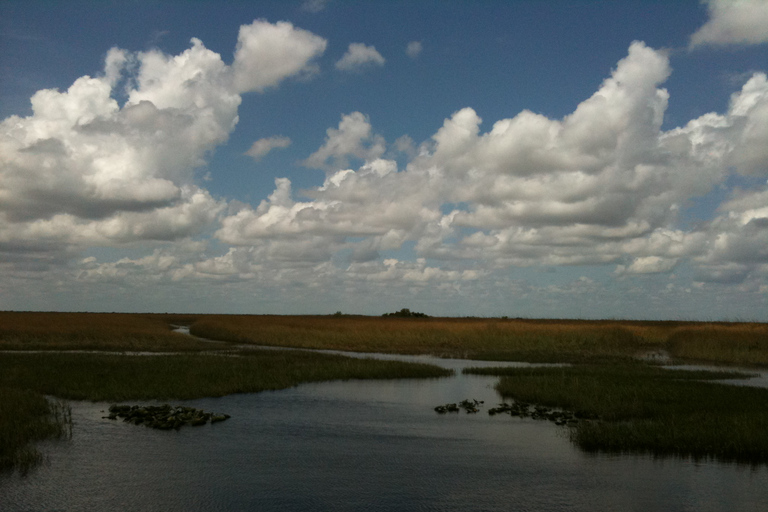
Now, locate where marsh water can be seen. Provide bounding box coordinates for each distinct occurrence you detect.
[3,347,768,511]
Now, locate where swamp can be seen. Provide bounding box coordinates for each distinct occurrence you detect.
[2,312,768,511]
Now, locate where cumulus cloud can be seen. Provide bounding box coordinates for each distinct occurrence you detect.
[5,30,768,313]
[244,136,292,161]
[231,20,327,93]
[690,0,768,48]
[335,43,385,71]
[216,41,768,298]
[302,112,386,170]
[0,19,326,270]
[406,41,423,59]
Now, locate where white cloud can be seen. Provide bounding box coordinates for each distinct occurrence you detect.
[244,136,292,161]
[690,0,768,48]
[5,30,768,317]
[0,20,326,270]
[335,43,385,72]
[231,20,327,93]
[216,41,768,298]
[302,112,386,170]
[406,41,423,59]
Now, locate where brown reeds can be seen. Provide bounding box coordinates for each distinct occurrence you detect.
[0,312,215,352]
[189,315,768,365]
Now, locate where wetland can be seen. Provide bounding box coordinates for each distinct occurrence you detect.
[2,312,768,510]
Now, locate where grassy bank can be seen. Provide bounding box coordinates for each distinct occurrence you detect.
[189,314,768,366]
[0,387,71,474]
[465,364,768,463]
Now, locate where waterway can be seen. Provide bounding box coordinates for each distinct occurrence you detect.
[2,341,767,511]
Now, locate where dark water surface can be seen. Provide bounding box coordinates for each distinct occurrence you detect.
[3,357,768,511]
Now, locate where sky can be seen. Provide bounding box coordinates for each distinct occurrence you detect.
[1,0,767,320]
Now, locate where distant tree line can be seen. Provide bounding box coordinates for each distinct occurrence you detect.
[382,308,429,318]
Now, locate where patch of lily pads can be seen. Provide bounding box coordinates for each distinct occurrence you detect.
[434,399,483,414]
[104,404,230,430]
[435,398,595,427]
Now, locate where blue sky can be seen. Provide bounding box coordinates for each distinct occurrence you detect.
[1,0,767,319]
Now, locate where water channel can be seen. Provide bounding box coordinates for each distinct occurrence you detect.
[3,336,768,511]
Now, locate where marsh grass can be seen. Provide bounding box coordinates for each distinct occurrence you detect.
[189,315,768,365]
[189,315,662,362]
[0,387,71,474]
[666,323,768,366]
[0,350,451,402]
[465,364,768,463]
[3,312,766,366]
[0,312,217,352]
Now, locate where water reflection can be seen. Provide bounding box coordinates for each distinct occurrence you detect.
[3,366,767,511]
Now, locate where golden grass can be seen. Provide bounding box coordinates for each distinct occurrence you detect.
[0,312,215,352]
[2,312,766,366]
[189,315,768,366]
[666,323,768,366]
[188,315,664,362]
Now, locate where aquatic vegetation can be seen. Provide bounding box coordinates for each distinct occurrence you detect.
[0,350,452,402]
[105,404,230,430]
[434,399,483,414]
[0,349,450,472]
[0,387,71,474]
[465,364,768,463]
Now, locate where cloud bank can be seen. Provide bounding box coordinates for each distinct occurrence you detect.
[1,18,766,318]
[0,19,325,271]
[215,41,768,297]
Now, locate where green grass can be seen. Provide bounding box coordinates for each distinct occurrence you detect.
[0,350,452,402]
[465,364,768,463]
[0,387,71,474]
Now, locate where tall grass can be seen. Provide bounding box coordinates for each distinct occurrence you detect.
[3,312,766,366]
[0,312,217,352]
[666,323,768,366]
[189,315,662,362]
[189,315,768,366]
[0,387,71,474]
[466,364,768,463]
